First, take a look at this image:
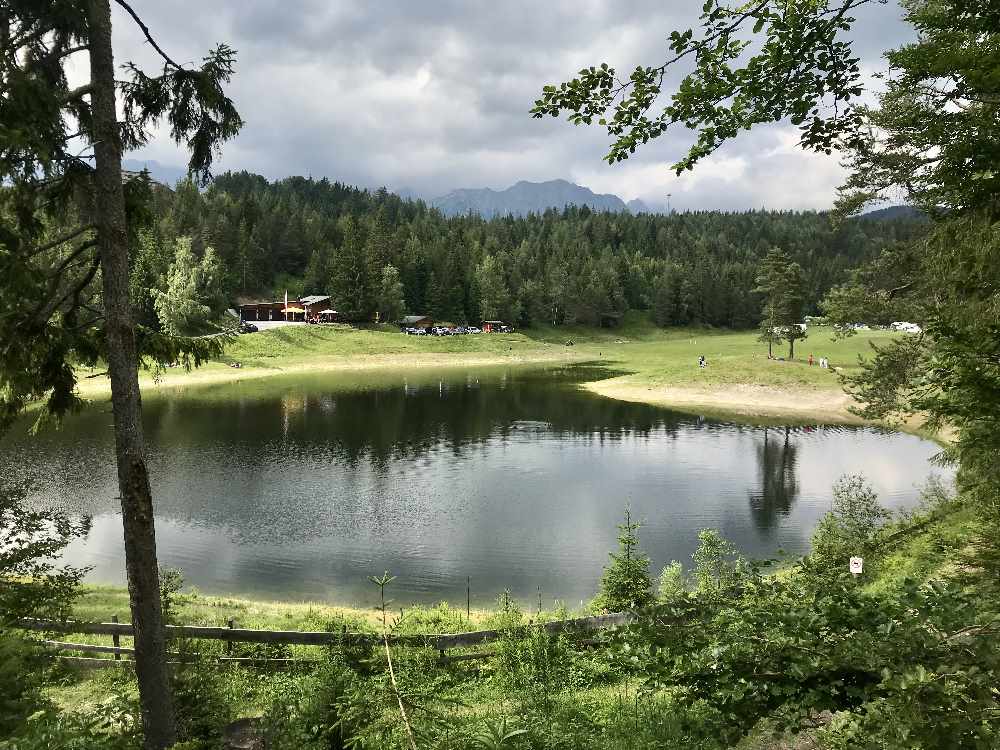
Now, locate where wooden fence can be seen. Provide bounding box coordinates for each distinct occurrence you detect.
[15,612,636,667]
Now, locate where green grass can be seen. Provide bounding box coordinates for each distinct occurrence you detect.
[523,311,895,391]
[866,503,979,595]
[223,323,559,366]
[221,314,896,393]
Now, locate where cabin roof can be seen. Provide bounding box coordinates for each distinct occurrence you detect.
[299,295,331,305]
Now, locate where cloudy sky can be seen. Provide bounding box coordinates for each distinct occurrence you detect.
[113,1,912,211]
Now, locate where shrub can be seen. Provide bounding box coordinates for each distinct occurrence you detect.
[0,479,90,623]
[170,661,234,748]
[656,561,687,604]
[483,589,524,631]
[691,529,755,598]
[0,635,48,738]
[263,661,380,750]
[810,474,890,574]
[0,694,141,750]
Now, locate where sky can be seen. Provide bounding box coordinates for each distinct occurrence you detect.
[112,1,913,212]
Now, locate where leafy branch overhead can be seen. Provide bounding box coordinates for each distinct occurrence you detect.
[531,0,872,173]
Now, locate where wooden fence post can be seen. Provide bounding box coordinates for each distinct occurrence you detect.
[466,576,471,621]
[227,618,235,655]
[111,614,120,660]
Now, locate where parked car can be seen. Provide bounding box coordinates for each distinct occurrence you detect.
[499,325,513,333]
[454,326,468,334]
[466,326,481,334]
[238,322,258,333]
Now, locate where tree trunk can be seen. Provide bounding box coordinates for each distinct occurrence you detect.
[87,2,177,748]
[788,336,795,360]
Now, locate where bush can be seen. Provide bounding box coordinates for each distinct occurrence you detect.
[262,661,376,750]
[810,475,890,574]
[656,561,687,604]
[0,636,49,738]
[691,529,754,598]
[482,589,524,631]
[170,662,234,748]
[0,479,90,623]
[0,694,140,750]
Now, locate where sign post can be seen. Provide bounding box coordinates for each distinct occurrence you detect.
[849,556,863,578]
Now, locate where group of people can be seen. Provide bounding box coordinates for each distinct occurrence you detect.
[807,354,831,369]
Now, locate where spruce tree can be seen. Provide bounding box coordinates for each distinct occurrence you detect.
[595,510,654,612]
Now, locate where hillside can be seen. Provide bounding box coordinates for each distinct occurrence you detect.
[860,204,926,221]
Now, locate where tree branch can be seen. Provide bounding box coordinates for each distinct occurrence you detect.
[62,83,93,103]
[113,0,180,69]
[33,255,101,326]
[30,224,96,258]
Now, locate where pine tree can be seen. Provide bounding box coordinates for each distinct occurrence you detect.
[754,249,807,359]
[594,510,654,612]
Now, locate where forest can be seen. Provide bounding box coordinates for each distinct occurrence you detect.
[135,171,925,332]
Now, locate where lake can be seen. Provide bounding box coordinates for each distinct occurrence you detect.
[2,364,946,609]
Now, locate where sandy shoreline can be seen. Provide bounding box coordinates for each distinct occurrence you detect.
[584,377,865,424]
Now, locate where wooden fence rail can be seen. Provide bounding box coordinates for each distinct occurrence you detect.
[16,612,636,652]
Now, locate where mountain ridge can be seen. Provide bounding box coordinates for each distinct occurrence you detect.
[431,178,636,218]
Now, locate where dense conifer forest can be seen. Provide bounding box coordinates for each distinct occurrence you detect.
[138,171,926,330]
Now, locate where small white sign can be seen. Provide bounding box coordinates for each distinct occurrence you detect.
[850,557,864,576]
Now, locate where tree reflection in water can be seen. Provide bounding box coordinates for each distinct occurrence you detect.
[748,426,800,532]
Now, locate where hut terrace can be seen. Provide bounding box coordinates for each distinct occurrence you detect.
[238,295,331,322]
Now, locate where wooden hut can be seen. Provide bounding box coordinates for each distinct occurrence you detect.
[400,315,433,329]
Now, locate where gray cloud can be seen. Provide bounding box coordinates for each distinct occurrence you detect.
[115,1,912,210]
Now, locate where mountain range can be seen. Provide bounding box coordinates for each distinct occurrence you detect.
[117,161,916,222]
[430,179,650,218]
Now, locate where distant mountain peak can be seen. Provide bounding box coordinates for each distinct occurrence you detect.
[626,198,652,214]
[431,179,632,218]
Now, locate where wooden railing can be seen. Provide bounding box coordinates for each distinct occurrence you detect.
[15,612,636,666]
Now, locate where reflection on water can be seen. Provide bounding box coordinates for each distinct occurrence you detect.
[1,364,947,607]
[749,427,800,531]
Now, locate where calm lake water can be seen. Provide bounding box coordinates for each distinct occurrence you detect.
[2,364,946,609]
